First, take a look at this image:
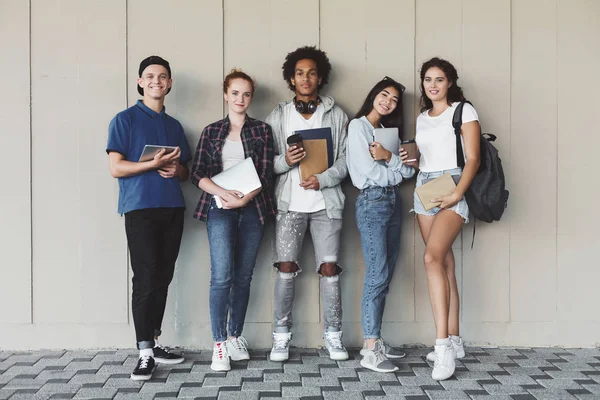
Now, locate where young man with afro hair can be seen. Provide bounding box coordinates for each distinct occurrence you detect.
[266,46,349,362]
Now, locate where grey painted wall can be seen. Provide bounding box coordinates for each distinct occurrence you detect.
[1,0,599,350]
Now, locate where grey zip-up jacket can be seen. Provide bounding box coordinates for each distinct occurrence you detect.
[265,95,349,219]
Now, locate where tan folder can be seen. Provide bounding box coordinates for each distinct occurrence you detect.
[299,139,329,181]
[415,173,457,211]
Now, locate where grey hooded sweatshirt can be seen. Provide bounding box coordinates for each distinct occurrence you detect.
[265,95,349,220]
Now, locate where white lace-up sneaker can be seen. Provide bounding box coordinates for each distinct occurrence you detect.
[427,335,465,362]
[226,336,250,361]
[360,339,399,373]
[211,341,231,371]
[323,330,349,361]
[270,332,292,362]
[431,339,455,381]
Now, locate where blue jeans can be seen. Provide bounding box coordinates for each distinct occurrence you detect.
[207,200,265,342]
[356,186,402,339]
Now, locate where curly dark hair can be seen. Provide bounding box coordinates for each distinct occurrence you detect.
[419,57,466,112]
[353,77,406,139]
[282,46,331,92]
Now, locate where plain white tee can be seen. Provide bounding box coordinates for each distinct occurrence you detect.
[221,139,245,171]
[415,102,478,172]
[286,102,326,213]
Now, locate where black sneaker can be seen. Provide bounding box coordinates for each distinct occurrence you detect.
[153,344,184,364]
[130,355,155,381]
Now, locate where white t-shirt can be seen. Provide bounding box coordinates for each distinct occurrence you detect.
[286,102,326,213]
[415,102,479,172]
[221,139,245,171]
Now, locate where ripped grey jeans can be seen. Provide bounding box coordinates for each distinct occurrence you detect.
[273,210,343,333]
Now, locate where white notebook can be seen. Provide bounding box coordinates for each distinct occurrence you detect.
[211,157,262,208]
[373,127,400,155]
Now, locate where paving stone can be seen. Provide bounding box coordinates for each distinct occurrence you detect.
[340,380,382,392]
[322,392,365,400]
[177,385,220,398]
[73,387,119,399]
[202,375,243,387]
[539,379,585,390]
[478,383,528,395]
[425,389,471,399]
[525,388,577,399]
[218,391,259,400]
[281,384,322,397]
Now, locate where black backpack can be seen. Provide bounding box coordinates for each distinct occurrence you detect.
[453,101,509,225]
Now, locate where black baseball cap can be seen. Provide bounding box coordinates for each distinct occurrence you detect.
[137,55,172,96]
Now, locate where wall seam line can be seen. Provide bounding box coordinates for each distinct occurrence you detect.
[29,0,34,325]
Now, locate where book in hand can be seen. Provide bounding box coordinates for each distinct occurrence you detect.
[294,127,333,181]
[415,173,459,211]
[211,157,262,208]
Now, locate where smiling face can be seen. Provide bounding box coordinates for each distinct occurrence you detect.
[422,66,452,103]
[290,58,321,98]
[137,64,172,100]
[371,85,400,117]
[224,78,253,114]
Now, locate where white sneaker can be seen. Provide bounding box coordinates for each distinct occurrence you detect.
[431,339,455,381]
[360,338,406,359]
[270,332,292,362]
[426,336,465,362]
[226,336,250,361]
[210,341,231,371]
[360,339,399,373]
[323,330,349,361]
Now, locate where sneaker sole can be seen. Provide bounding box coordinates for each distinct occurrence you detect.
[269,353,289,362]
[154,357,185,365]
[130,373,152,381]
[230,354,250,361]
[210,364,231,372]
[360,349,406,359]
[359,358,399,373]
[324,348,349,361]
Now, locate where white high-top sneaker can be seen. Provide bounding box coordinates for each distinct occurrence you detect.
[427,335,465,362]
[210,341,231,372]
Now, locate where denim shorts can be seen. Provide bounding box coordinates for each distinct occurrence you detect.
[412,167,469,223]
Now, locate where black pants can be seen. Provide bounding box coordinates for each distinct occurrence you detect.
[124,207,184,349]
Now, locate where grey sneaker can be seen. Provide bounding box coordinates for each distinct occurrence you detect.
[360,339,399,373]
[323,330,349,361]
[270,332,292,362]
[426,336,465,362]
[360,338,406,359]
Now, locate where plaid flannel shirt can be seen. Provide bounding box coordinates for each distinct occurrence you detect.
[191,116,276,224]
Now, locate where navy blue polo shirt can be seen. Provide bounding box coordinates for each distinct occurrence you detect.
[107,100,192,215]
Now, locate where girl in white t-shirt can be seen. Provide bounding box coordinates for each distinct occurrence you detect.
[413,58,481,381]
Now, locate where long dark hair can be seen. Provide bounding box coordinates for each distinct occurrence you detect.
[353,77,406,138]
[419,57,465,112]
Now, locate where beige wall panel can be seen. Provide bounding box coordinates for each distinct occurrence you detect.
[222,0,272,324]
[557,234,600,321]
[31,0,82,323]
[509,0,558,322]
[0,0,31,323]
[320,0,366,329]
[127,0,224,345]
[78,1,129,324]
[556,0,600,323]
[557,0,599,237]
[461,0,510,323]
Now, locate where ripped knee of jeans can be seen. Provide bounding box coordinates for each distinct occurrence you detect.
[318,261,342,277]
[274,261,300,274]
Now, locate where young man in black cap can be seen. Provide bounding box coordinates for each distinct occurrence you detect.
[107,55,192,380]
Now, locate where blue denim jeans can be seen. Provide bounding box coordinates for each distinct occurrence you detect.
[356,186,402,339]
[206,200,265,342]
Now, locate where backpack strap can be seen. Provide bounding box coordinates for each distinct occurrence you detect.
[452,101,478,248]
[452,100,472,169]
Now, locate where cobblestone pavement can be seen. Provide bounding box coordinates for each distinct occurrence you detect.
[1,346,599,399]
